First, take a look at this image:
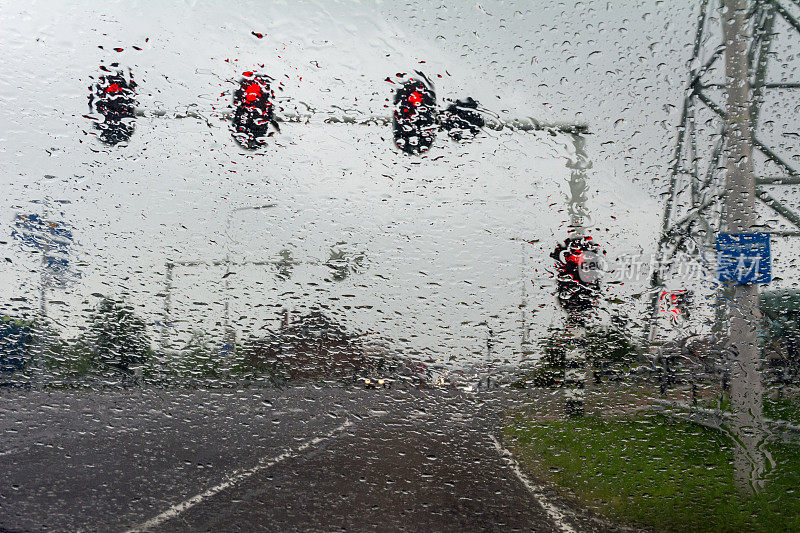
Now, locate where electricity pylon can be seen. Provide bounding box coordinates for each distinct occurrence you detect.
[647,0,800,343]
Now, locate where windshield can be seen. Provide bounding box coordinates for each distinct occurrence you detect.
[2,1,800,531]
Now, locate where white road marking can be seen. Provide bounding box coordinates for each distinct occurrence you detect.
[124,419,353,533]
[489,434,578,533]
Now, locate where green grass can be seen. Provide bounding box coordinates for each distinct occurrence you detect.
[695,392,800,425]
[504,412,800,532]
[764,395,800,425]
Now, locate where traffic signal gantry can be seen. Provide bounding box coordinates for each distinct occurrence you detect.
[83,65,592,368]
[88,67,586,149]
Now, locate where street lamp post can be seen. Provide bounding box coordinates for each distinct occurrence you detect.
[159,261,174,352]
[222,204,278,353]
[510,237,540,355]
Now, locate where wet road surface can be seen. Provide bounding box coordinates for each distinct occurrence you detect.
[0,386,601,532]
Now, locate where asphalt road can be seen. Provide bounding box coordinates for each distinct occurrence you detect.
[0,386,608,532]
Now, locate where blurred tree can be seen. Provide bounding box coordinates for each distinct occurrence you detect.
[585,322,638,383]
[526,317,637,389]
[169,329,222,381]
[274,249,294,281]
[325,242,366,282]
[761,290,800,384]
[529,326,567,387]
[237,334,291,385]
[84,297,151,377]
[0,316,34,378]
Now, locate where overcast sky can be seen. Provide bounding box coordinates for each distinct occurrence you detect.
[1,0,797,364]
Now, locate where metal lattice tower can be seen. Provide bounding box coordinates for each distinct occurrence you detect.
[647,0,800,342]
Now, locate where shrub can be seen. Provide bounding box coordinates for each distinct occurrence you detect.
[83,296,152,377]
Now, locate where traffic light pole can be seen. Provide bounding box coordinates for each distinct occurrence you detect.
[723,0,769,493]
[510,237,537,356]
[223,204,278,353]
[564,133,592,416]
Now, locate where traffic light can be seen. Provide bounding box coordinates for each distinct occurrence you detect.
[660,290,693,323]
[551,236,602,315]
[393,74,437,155]
[440,97,485,141]
[89,68,137,145]
[231,72,275,149]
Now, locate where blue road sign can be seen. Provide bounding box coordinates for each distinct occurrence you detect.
[12,213,74,254]
[716,232,771,284]
[11,213,79,285]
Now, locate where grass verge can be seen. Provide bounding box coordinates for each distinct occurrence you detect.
[504,411,800,532]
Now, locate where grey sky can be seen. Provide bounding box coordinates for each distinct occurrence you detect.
[2,0,795,364]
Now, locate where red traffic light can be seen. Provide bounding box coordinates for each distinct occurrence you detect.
[659,290,693,321]
[231,72,276,149]
[393,74,437,155]
[244,83,263,103]
[407,91,423,105]
[89,68,137,145]
[551,235,603,314]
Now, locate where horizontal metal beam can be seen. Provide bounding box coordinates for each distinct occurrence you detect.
[698,82,800,89]
[168,259,319,268]
[757,175,800,185]
[132,108,589,134]
[661,184,800,238]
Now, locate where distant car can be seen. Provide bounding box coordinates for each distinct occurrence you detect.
[432,373,448,388]
[456,382,477,394]
[356,374,391,389]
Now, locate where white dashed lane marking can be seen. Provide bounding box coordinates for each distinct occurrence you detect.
[489,434,578,533]
[125,419,353,533]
